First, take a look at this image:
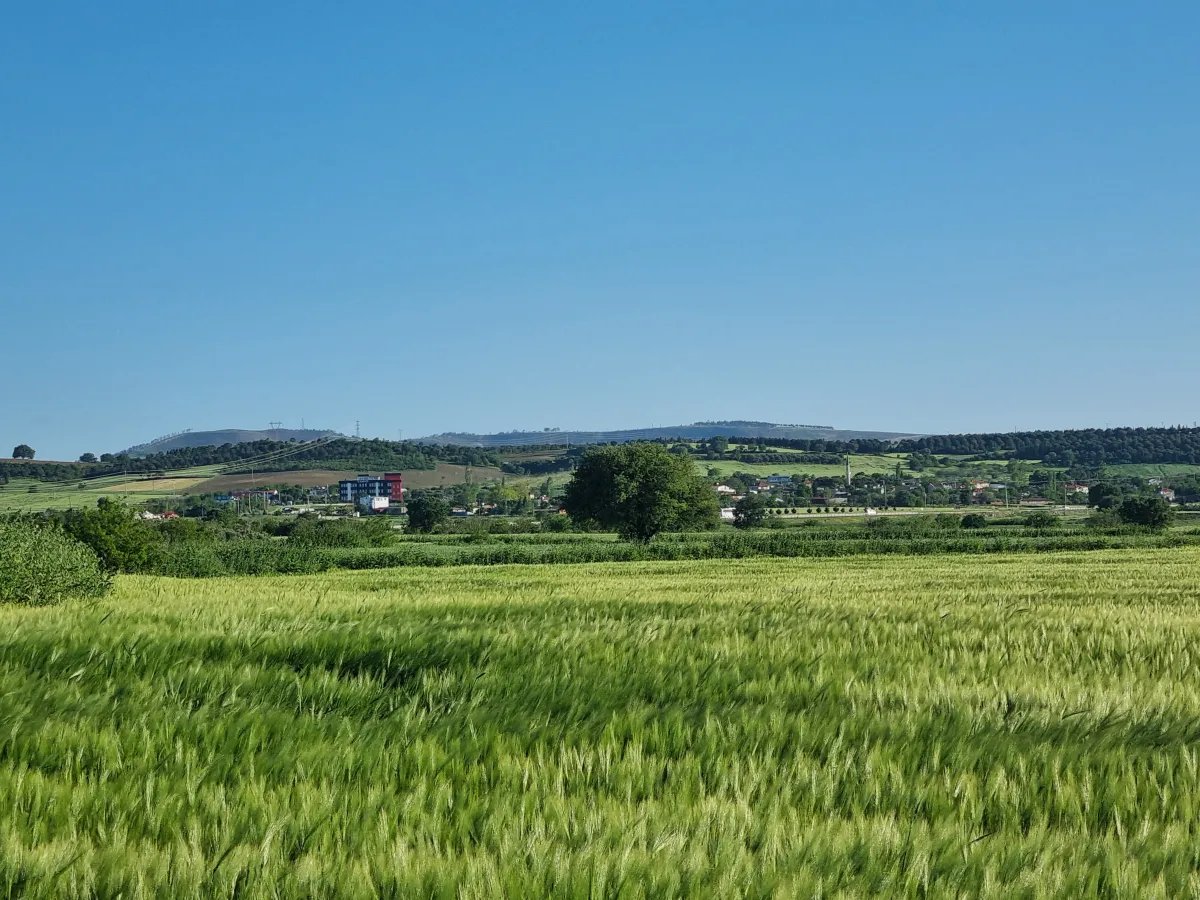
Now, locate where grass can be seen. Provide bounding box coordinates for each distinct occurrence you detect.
[0,462,511,511]
[1106,463,1200,478]
[697,454,907,479]
[4,549,1200,896]
[0,466,222,512]
[151,525,1200,575]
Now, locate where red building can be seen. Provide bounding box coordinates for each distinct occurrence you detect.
[383,473,404,501]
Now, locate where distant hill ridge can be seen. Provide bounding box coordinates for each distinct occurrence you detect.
[122,428,342,457]
[419,421,922,447]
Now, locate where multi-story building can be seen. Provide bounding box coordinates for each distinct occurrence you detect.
[338,473,404,503]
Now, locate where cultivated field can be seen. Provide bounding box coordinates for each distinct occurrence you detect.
[0,467,223,512]
[698,453,909,479]
[6,549,1200,896]
[188,464,507,495]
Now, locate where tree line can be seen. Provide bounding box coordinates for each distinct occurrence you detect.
[692,426,1200,467]
[2,438,503,484]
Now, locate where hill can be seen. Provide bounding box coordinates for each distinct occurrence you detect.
[420,421,922,447]
[121,428,342,456]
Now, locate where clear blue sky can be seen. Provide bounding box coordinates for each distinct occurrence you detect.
[3,3,1198,459]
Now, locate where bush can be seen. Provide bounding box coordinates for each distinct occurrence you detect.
[60,499,163,573]
[961,514,988,530]
[540,513,573,533]
[0,520,110,605]
[1023,511,1060,529]
[289,517,394,548]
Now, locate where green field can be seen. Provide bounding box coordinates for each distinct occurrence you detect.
[6,549,1200,896]
[0,466,226,512]
[698,453,908,479]
[1106,463,1200,479]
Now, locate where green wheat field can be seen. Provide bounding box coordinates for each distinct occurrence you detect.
[5,549,1200,897]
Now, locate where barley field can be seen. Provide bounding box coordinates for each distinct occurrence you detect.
[4,550,1200,897]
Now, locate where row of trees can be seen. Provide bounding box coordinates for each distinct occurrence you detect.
[689,426,1200,468]
[2,438,507,485]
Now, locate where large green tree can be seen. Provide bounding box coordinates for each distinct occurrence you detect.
[1089,483,1122,510]
[1117,496,1174,529]
[11,445,34,459]
[406,492,450,533]
[563,443,719,541]
[732,493,768,529]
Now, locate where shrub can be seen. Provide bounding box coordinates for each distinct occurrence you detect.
[1023,511,1060,529]
[0,520,110,605]
[961,514,988,530]
[289,517,394,548]
[60,499,163,573]
[541,514,572,533]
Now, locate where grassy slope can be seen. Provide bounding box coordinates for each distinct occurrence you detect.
[4,549,1200,896]
[0,466,225,511]
[1106,463,1200,478]
[698,453,908,478]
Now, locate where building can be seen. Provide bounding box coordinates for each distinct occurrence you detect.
[767,474,792,486]
[339,473,404,503]
[231,489,279,502]
[1160,488,1177,502]
[359,496,389,514]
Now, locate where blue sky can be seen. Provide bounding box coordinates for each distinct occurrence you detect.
[3,3,1198,459]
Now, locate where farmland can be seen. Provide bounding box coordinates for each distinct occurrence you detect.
[0,467,223,512]
[6,549,1200,896]
[187,464,506,495]
[697,453,910,479]
[0,464,510,512]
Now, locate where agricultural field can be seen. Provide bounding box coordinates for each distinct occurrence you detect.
[0,466,224,512]
[187,463,507,495]
[6,549,1200,896]
[1106,463,1200,479]
[698,453,909,479]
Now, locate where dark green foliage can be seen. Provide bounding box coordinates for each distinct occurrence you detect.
[1089,483,1122,510]
[564,443,719,542]
[11,445,34,459]
[1,438,502,485]
[289,517,395,548]
[539,513,573,533]
[733,494,768,529]
[406,493,451,534]
[961,514,988,529]
[1023,511,1060,528]
[60,499,164,573]
[0,520,110,604]
[1117,496,1174,529]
